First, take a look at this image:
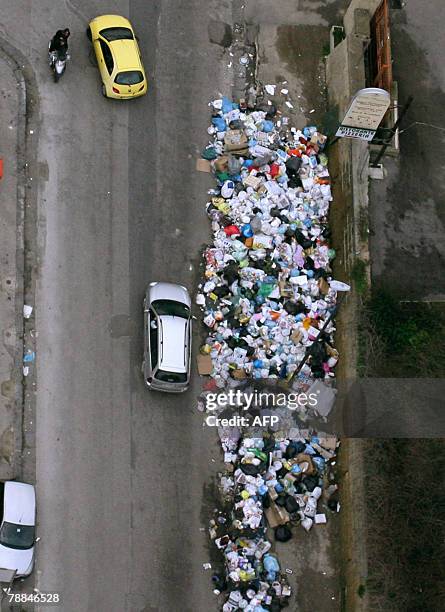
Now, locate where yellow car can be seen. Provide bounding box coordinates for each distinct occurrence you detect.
[87,15,147,99]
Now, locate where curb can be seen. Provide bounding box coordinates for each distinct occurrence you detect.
[0,37,39,481]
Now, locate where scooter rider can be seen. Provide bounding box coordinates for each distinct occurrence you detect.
[49,28,70,54]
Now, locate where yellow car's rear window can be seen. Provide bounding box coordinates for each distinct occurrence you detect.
[100,27,133,42]
[115,71,143,85]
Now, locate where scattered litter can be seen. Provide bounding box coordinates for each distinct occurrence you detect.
[203,563,212,570]
[265,84,276,95]
[23,350,35,363]
[23,305,33,318]
[281,88,288,95]
[285,101,294,109]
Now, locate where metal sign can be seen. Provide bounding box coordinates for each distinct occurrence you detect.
[335,125,376,141]
[336,87,391,141]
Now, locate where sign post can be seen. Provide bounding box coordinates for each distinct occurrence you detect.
[335,87,391,142]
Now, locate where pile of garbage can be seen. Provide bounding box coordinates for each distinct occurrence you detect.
[208,429,339,611]
[196,95,342,386]
[197,93,344,609]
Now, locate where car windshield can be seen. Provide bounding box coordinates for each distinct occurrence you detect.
[152,299,190,318]
[0,522,35,550]
[99,27,134,42]
[154,370,187,384]
[115,71,143,85]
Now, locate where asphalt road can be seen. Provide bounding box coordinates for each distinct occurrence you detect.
[0,1,233,610]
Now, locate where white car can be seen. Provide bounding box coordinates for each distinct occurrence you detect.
[0,482,36,577]
[143,282,192,392]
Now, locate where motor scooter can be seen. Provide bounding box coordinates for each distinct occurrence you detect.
[48,43,69,82]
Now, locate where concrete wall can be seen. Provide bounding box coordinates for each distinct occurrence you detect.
[325,4,385,611]
[343,0,382,35]
[326,4,373,271]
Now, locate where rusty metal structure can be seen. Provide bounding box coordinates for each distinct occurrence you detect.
[370,0,393,93]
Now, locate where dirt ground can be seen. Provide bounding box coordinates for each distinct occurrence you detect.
[253,2,352,608]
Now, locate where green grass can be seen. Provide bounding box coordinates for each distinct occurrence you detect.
[361,288,445,377]
[359,289,445,608]
[351,259,368,295]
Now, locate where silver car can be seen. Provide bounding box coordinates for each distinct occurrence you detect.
[142,282,192,392]
[0,481,36,578]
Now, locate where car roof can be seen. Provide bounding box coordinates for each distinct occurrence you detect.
[158,316,188,373]
[109,39,142,72]
[149,282,191,306]
[3,482,36,526]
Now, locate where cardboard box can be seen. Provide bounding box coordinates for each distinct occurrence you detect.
[196,158,212,173]
[243,174,263,190]
[197,354,213,375]
[265,502,290,528]
[232,369,247,380]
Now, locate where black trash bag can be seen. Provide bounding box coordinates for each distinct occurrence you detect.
[289,175,303,189]
[285,156,302,177]
[302,475,319,492]
[313,268,328,280]
[240,462,260,476]
[321,226,332,239]
[328,494,339,512]
[275,494,287,507]
[312,365,325,378]
[274,525,293,542]
[262,493,271,509]
[256,102,277,118]
[211,574,227,592]
[285,495,300,514]
[310,340,327,366]
[295,230,313,250]
[213,285,230,298]
[270,602,283,612]
[293,441,306,454]
[284,444,297,459]
[263,437,275,452]
[277,466,288,479]
[283,301,306,316]
[305,256,315,270]
[283,301,299,315]
[223,268,239,285]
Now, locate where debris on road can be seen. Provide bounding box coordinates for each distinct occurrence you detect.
[23,304,33,318]
[196,90,343,609]
[208,429,339,610]
[197,93,339,389]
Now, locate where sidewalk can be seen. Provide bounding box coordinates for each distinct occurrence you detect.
[0,52,23,480]
[252,1,349,609]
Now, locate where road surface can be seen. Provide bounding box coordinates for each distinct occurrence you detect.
[0,0,233,609]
